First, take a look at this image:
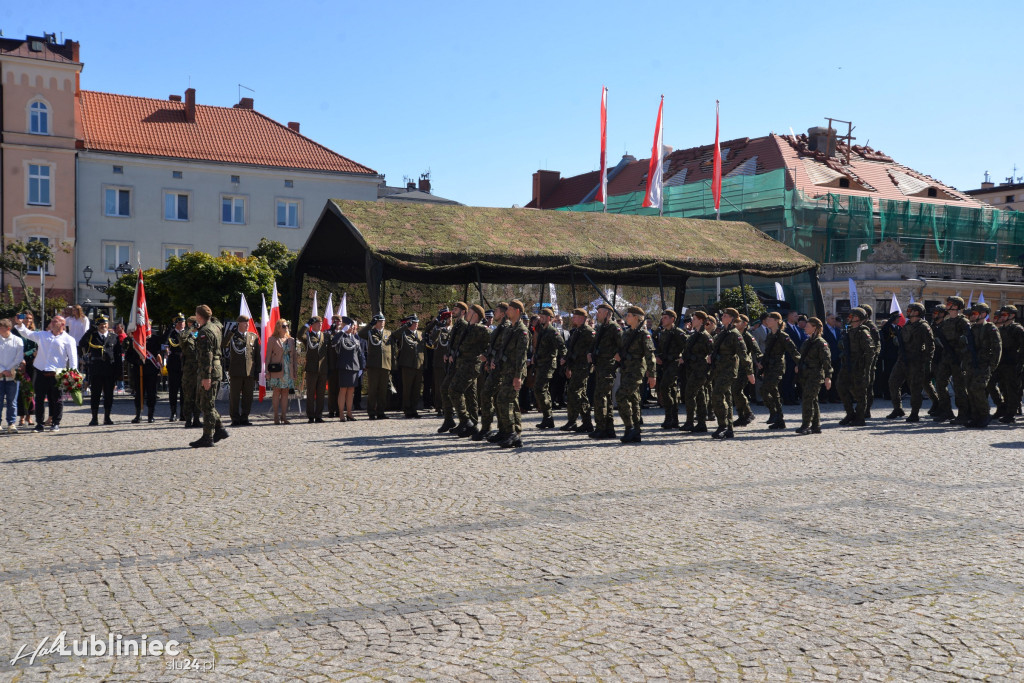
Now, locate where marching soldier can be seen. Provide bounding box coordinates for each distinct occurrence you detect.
[992,305,1024,424]
[837,307,874,426]
[680,311,714,433]
[303,316,329,423]
[962,302,1001,428]
[759,312,800,430]
[654,309,686,430]
[614,305,656,443]
[164,314,186,421]
[886,302,934,422]
[531,307,567,429]
[559,307,595,432]
[359,313,393,420]
[391,314,426,418]
[437,303,468,432]
[794,317,832,435]
[731,314,762,428]
[588,303,623,440]
[861,304,881,418]
[181,316,201,428]
[84,315,122,426]
[495,300,529,448]
[709,308,751,439]
[932,296,970,422]
[474,303,510,440]
[225,314,260,426]
[189,305,228,448]
[449,304,491,437]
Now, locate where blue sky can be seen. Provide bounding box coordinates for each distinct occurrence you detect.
[5,1,1022,207]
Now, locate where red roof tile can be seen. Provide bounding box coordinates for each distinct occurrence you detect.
[78,91,376,175]
[0,36,79,63]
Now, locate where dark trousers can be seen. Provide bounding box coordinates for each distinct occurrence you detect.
[401,366,422,415]
[306,366,327,419]
[35,372,62,425]
[134,369,157,416]
[229,375,255,421]
[167,358,182,414]
[89,363,116,415]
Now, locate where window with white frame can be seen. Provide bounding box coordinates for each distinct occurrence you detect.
[276,199,300,228]
[29,101,49,134]
[104,242,132,272]
[26,237,52,275]
[221,195,246,224]
[163,192,189,221]
[221,248,247,259]
[28,164,51,205]
[163,245,191,267]
[104,187,131,217]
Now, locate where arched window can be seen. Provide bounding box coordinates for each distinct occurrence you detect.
[30,101,49,135]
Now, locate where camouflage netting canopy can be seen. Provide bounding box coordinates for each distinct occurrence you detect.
[297,200,819,292]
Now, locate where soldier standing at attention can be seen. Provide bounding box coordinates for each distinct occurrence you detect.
[680,311,713,433]
[932,296,970,423]
[190,305,228,448]
[861,304,881,418]
[559,307,595,433]
[531,307,567,430]
[84,315,122,426]
[303,316,329,423]
[165,314,186,421]
[359,313,392,420]
[654,309,686,430]
[325,315,342,418]
[474,303,510,440]
[759,312,800,430]
[437,303,467,432]
[449,304,491,437]
[495,300,529,449]
[837,307,874,426]
[225,314,260,426]
[731,314,762,428]
[130,328,163,424]
[425,307,452,418]
[991,305,1023,424]
[391,314,425,418]
[962,302,1002,428]
[588,303,623,440]
[794,317,832,435]
[886,302,934,423]
[181,316,200,428]
[614,305,656,444]
[709,308,751,439]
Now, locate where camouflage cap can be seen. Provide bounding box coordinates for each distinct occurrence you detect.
[999,304,1018,316]
[906,302,925,315]
[971,302,990,314]
[539,307,554,317]
[626,305,644,316]
[470,304,486,319]
[946,296,965,308]
[848,307,867,320]
[661,309,677,320]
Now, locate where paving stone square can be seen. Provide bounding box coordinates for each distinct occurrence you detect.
[1,396,1022,681]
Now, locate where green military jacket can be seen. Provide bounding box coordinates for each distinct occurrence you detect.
[843,325,874,376]
[964,320,1001,373]
[683,328,713,378]
[762,328,799,373]
[618,324,656,378]
[457,322,490,371]
[182,330,198,373]
[565,323,595,370]
[499,318,529,379]
[358,325,392,370]
[936,316,969,366]
[739,329,762,376]
[226,330,261,379]
[533,323,566,373]
[196,317,223,381]
[484,319,511,371]
[864,321,881,360]
[654,325,686,370]
[302,329,329,374]
[391,327,425,370]
[446,318,468,362]
[591,320,622,367]
[798,335,832,380]
[998,322,1024,369]
[900,320,934,366]
[711,325,744,377]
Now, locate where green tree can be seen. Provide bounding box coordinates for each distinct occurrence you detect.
[251,238,297,317]
[0,238,57,311]
[714,284,766,320]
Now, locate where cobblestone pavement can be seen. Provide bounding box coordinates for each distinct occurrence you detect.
[1,395,1022,682]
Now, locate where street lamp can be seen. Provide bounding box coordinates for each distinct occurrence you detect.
[856,243,870,262]
[84,264,116,303]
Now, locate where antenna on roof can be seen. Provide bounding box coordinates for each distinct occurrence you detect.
[238,83,254,102]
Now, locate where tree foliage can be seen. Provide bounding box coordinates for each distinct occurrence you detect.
[251,238,297,319]
[0,239,58,310]
[714,284,767,320]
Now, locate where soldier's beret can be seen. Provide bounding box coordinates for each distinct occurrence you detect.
[484,310,494,317]
[661,309,677,320]
[722,307,740,318]
[470,304,486,319]
[454,302,469,312]
[999,305,1018,316]
[626,305,644,316]
[94,315,108,324]
[946,296,965,308]
[933,304,947,313]
[496,302,509,311]
[598,303,615,313]
[509,299,525,313]
[372,313,386,322]
[971,302,990,314]
[539,307,554,317]
[861,304,874,317]
[848,307,867,320]
[691,311,708,322]
[739,314,750,323]
[572,307,587,317]
[907,302,925,314]
[767,311,783,322]
[173,313,185,322]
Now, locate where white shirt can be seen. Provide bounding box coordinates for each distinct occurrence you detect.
[66,316,90,344]
[24,330,78,372]
[0,333,24,374]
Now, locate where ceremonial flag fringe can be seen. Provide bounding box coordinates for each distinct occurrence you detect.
[596,86,608,206]
[712,100,722,215]
[642,96,664,210]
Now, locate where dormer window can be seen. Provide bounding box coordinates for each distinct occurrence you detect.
[927,188,938,198]
[29,101,49,135]
[838,178,850,189]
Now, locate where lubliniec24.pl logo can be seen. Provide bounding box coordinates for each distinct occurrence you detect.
[9,631,214,672]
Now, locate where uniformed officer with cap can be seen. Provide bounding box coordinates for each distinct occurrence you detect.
[303,315,329,423]
[225,314,260,426]
[164,313,186,421]
[359,312,393,419]
[391,313,426,418]
[84,314,122,425]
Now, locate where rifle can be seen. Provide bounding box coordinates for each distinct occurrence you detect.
[934,325,960,363]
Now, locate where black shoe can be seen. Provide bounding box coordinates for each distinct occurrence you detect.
[88,416,99,426]
[885,409,905,419]
[711,426,725,439]
[538,417,556,429]
[498,433,523,448]
[811,426,822,434]
[691,422,708,434]
[927,405,938,416]
[104,415,114,426]
[148,416,155,423]
[796,425,812,435]
[620,428,635,443]
[999,415,1016,424]
[906,412,920,423]
[733,416,750,428]
[378,413,389,420]
[768,421,787,430]
[437,418,456,434]
[486,431,507,443]
[865,409,872,419]
[559,421,578,432]
[628,428,642,443]
[712,426,734,439]
[213,427,229,442]
[850,417,866,427]
[679,420,694,432]
[368,414,377,421]
[314,417,325,423]
[588,428,604,439]
[131,415,141,424]
[838,415,853,426]
[471,430,486,442]
[576,416,595,433]
[189,434,214,448]
[190,418,203,429]
[34,424,44,432]
[594,427,616,439]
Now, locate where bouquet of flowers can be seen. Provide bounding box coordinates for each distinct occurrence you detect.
[57,368,85,406]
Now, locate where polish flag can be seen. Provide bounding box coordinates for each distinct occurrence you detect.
[712,100,722,214]
[324,292,334,325]
[890,292,905,326]
[338,292,348,319]
[126,267,150,361]
[239,294,258,336]
[642,96,664,210]
[258,293,269,401]
[596,86,608,206]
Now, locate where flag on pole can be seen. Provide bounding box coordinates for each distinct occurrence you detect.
[978,291,985,305]
[890,292,905,326]
[338,292,348,319]
[774,281,786,302]
[258,293,269,402]
[239,294,258,336]
[848,278,859,308]
[967,290,974,308]
[549,283,559,316]
[311,291,319,320]
[641,96,664,210]
[596,86,608,207]
[126,267,150,361]
[324,293,334,324]
[712,100,722,215]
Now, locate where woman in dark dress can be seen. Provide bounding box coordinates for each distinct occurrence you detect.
[333,318,364,422]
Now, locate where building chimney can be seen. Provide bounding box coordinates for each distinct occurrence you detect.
[68,39,80,63]
[169,95,182,102]
[406,181,416,191]
[532,170,561,209]
[418,175,431,194]
[981,181,995,189]
[234,97,254,110]
[287,121,300,133]
[184,88,196,123]
[807,126,837,157]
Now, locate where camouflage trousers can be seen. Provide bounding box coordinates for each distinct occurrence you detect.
[761,365,784,417]
[181,368,198,423]
[592,364,617,430]
[731,374,752,420]
[199,379,221,437]
[710,371,737,429]
[964,366,993,420]
[990,364,1022,415]
[449,360,481,421]
[615,370,644,430]
[439,362,456,418]
[933,359,967,414]
[495,373,523,435]
[565,366,590,422]
[837,367,869,419]
[799,374,824,429]
[888,361,931,412]
[479,370,501,432]
[656,366,680,416]
[533,369,555,417]
[684,370,709,424]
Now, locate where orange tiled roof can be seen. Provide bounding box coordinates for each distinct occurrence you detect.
[78,91,376,175]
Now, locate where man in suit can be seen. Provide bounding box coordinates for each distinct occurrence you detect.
[781,310,807,405]
[821,313,843,402]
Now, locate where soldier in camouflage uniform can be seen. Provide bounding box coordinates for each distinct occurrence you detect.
[614,305,656,443]
[760,311,800,430]
[861,304,881,418]
[473,303,510,441]
[837,307,875,426]
[588,303,623,439]
[436,303,468,433]
[654,309,686,429]
[680,311,713,433]
[932,296,970,422]
[962,302,1002,428]
[530,307,566,429]
[450,304,491,437]
[180,316,200,428]
[559,307,595,432]
[991,305,1024,424]
[794,317,832,435]
[731,314,762,428]
[496,300,529,448]
[886,302,935,422]
[709,308,751,439]
[189,305,228,448]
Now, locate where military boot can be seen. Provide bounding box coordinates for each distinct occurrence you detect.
[885,408,905,419]
[213,425,230,442]
[732,414,751,428]
[559,420,578,432]
[437,417,456,434]
[679,420,694,432]
[451,417,469,435]
[905,410,920,423]
[769,418,787,430]
[691,420,708,434]
[619,427,636,443]
[498,432,523,449]
[576,414,594,433]
[486,430,508,443]
[456,419,477,438]
[711,426,734,439]
[795,423,812,435]
[189,434,214,448]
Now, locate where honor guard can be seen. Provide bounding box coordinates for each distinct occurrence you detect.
[359,313,393,419]
[225,315,260,426]
[391,313,426,418]
[164,313,186,421]
[84,315,122,426]
[303,316,329,423]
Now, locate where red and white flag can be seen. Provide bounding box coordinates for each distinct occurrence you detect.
[239,294,259,336]
[596,86,608,206]
[258,293,269,401]
[712,100,722,214]
[890,292,905,326]
[324,292,335,324]
[126,267,150,361]
[338,292,348,320]
[642,96,664,210]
